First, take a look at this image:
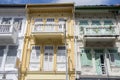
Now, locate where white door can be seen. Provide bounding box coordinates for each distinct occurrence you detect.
[44,46,54,71]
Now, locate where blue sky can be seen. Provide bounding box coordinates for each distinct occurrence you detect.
[0,0,120,5]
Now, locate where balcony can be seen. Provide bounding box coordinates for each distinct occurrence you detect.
[0,24,18,44]
[31,23,65,40]
[83,26,119,41]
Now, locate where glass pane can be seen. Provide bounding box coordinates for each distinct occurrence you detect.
[35,18,43,22]
[59,18,65,22]
[45,46,53,50]
[1,18,12,24]
[104,20,113,25]
[94,49,104,53]
[92,20,101,25]
[32,46,40,50]
[79,20,88,25]
[13,18,23,30]
[47,18,54,22]
[58,46,66,50]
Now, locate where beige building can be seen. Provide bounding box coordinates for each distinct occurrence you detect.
[20,3,75,80]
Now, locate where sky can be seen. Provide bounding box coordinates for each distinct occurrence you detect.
[0,0,120,5]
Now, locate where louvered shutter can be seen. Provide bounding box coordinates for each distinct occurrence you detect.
[43,52,49,71]
[48,53,54,71]
[81,49,92,66]
[108,48,120,66]
[43,46,54,71]
[57,46,66,71]
[5,45,18,68]
[0,46,5,68]
[29,46,40,71]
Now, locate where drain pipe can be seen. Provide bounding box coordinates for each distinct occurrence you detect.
[64,19,68,80]
[73,4,77,80]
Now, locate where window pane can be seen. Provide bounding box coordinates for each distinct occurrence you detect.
[45,46,53,50]
[59,18,65,22]
[13,18,23,30]
[92,20,101,25]
[104,20,113,25]
[58,46,66,50]
[47,18,54,22]
[1,18,12,24]
[35,18,43,22]
[79,20,88,25]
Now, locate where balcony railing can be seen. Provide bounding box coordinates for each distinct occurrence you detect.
[0,24,18,44]
[84,26,118,36]
[0,24,11,33]
[32,23,65,33]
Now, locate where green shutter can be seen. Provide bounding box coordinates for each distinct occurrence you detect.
[94,49,104,74]
[108,48,120,67]
[91,20,101,25]
[80,49,92,66]
[79,20,88,25]
[114,53,120,66]
[95,53,102,74]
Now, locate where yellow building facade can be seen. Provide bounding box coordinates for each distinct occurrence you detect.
[20,3,75,80]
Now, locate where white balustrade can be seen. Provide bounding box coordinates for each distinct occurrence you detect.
[84,26,118,36]
[33,23,65,32]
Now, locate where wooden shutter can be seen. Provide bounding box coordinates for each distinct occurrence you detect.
[29,46,40,71]
[108,48,120,66]
[5,45,18,68]
[57,46,66,71]
[13,18,23,31]
[0,46,6,67]
[48,52,54,71]
[43,46,54,71]
[80,48,92,66]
